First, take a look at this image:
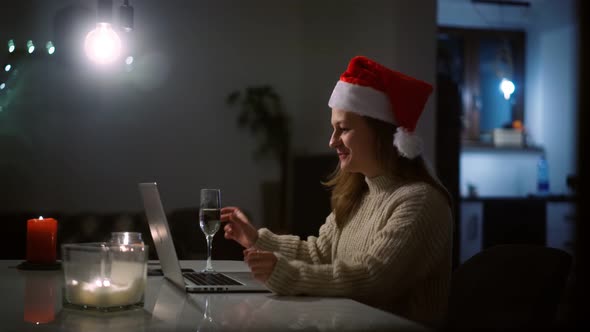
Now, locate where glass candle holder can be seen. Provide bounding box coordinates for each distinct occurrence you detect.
[61,242,148,311]
[110,232,143,245]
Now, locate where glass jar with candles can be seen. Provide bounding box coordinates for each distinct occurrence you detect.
[61,242,148,311]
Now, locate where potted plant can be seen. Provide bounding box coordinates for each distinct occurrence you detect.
[226,85,290,231]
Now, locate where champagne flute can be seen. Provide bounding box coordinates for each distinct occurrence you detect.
[199,189,221,272]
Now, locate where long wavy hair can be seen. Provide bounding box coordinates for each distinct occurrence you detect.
[323,116,453,226]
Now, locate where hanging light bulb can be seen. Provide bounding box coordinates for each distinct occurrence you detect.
[84,0,122,65]
[500,78,515,100]
[84,22,122,64]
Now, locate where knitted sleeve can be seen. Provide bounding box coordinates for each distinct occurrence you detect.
[264,186,452,299]
[253,213,336,264]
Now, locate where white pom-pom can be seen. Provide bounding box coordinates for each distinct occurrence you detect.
[393,127,422,159]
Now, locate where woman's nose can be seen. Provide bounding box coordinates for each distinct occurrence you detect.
[329,133,339,148]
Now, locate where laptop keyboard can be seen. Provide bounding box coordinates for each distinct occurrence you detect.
[183,272,243,286]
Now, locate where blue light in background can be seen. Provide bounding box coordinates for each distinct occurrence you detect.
[461,151,543,197]
[500,78,515,100]
[479,39,513,132]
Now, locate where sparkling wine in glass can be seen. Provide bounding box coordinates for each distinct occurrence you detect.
[199,189,221,272]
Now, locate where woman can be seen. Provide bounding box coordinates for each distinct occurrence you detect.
[221,56,453,326]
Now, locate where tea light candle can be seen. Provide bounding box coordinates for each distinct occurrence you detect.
[63,260,147,308]
[65,278,146,308]
[26,216,58,264]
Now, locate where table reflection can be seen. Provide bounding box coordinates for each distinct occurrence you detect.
[23,271,58,324]
[56,306,151,332]
[150,281,186,329]
[182,293,323,332]
[194,296,218,332]
[188,294,410,332]
[1,261,425,332]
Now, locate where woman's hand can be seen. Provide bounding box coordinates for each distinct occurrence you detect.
[243,248,277,283]
[220,207,259,248]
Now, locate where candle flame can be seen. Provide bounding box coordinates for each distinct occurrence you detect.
[39,216,44,220]
[92,278,112,288]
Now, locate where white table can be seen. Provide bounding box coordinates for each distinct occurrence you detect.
[0,260,429,332]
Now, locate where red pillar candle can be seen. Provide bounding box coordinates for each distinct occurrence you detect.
[26,217,58,264]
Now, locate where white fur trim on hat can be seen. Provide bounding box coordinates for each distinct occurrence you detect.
[394,127,422,159]
[328,81,395,124]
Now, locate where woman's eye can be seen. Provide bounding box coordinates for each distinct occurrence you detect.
[339,127,349,132]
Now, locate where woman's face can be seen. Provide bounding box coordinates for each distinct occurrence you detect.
[329,109,383,177]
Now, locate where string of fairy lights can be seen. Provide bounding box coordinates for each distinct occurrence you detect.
[0,39,58,113]
[1,0,135,113]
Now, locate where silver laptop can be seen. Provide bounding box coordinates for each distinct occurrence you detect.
[139,182,269,293]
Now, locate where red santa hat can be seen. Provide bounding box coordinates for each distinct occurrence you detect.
[328,56,433,159]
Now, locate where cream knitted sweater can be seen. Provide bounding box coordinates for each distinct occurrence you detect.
[255,175,453,326]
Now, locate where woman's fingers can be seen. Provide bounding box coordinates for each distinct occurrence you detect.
[224,224,234,239]
[221,208,247,225]
[221,206,239,214]
[221,207,256,249]
[244,251,275,267]
[244,251,276,282]
[221,212,234,222]
[252,273,271,281]
[224,230,233,239]
[248,262,273,272]
[221,207,239,222]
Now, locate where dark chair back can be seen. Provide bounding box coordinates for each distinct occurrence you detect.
[446,244,572,330]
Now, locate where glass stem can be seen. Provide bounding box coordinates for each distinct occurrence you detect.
[205,235,213,272]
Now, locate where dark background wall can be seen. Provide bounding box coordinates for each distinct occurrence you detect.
[0,0,437,230]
